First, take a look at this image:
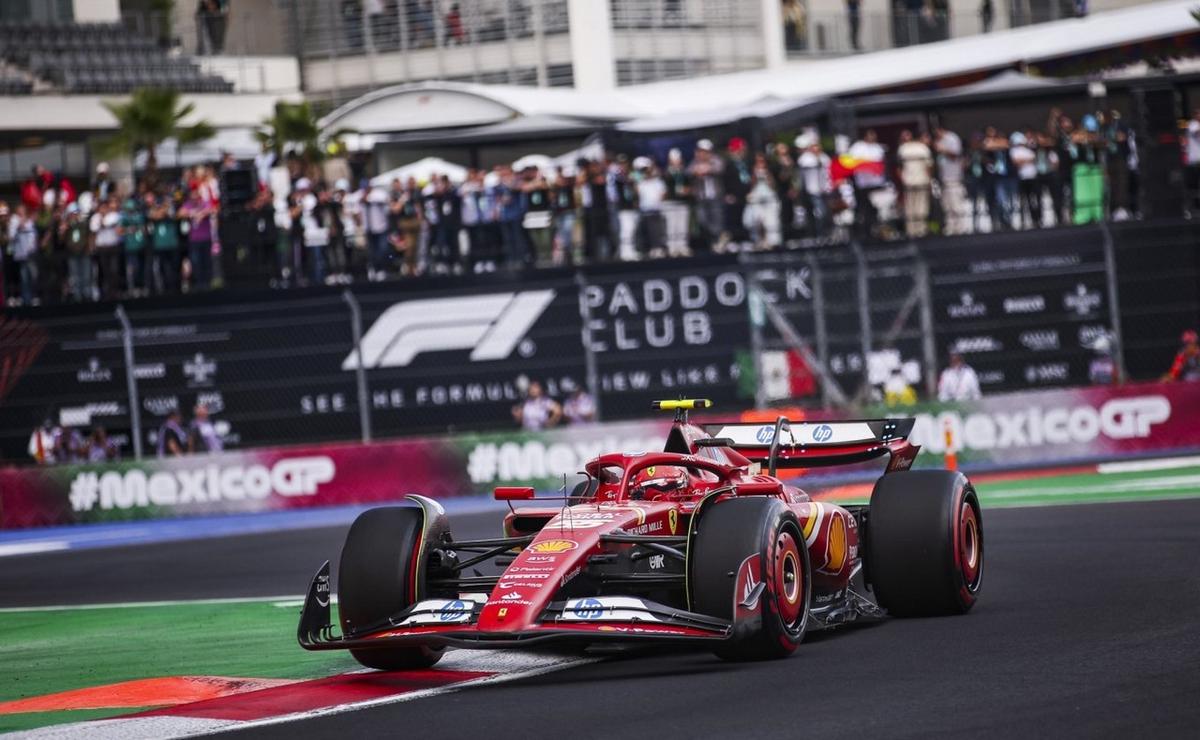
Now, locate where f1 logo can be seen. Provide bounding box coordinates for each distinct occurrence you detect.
[343,290,556,370]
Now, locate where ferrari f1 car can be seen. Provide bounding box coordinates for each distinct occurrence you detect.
[297,399,983,666]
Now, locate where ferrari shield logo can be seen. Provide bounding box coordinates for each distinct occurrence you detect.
[668,509,678,535]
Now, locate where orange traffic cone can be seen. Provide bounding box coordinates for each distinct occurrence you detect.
[943,418,957,472]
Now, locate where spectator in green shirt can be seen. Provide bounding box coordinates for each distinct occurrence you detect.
[60,203,92,302]
[121,196,149,295]
[148,193,180,294]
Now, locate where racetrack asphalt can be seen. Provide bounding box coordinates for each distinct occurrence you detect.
[4,498,1199,739]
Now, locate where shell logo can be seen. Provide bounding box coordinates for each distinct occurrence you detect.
[529,539,578,554]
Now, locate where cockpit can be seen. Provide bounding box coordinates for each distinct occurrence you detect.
[570,456,727,504]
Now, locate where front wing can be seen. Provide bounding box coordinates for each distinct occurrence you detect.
[297,562,733,652]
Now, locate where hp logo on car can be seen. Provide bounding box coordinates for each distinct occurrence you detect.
[439,600,467,622]
[573,598,604,620]
[812,425,834,443]
[755,426,776,444]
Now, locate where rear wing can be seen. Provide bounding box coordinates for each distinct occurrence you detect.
[702,418,919,475]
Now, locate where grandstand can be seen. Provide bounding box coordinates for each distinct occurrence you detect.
[0,19,232,95]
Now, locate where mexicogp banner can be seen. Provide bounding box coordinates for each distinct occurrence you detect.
[867,380,1200,467]
[0,421,669,529]
[2,381,1199,530]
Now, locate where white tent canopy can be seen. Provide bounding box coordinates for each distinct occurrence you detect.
[133,127,262,170]
[370,156,467,186]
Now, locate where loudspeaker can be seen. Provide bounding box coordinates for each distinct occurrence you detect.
[1133,85,1184,219]
[220,168,256,208]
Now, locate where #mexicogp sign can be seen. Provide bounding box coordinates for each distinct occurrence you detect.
[3,381,1200,529]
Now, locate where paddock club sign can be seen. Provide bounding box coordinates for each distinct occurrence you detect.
[338,262,751,424]
[0,259,753,461]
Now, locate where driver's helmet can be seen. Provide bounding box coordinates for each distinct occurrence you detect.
[630,465,688,499]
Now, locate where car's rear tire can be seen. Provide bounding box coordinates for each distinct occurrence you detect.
[866,470,983,617]
[689,497,810,661]
[338,506,444,670]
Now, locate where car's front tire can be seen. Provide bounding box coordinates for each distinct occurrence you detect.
[689,497,811,660]
[338,506,444,669]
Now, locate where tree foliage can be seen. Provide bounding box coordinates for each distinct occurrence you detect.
[255,100,356,170]
[99,87,216,180]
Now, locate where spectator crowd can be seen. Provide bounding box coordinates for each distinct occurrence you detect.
[0,104,1156,308]
[27,401,223,466]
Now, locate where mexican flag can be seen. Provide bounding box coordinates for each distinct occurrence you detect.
[759,349,817,401]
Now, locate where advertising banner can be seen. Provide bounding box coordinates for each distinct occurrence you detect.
[922,229,1112,392]
[0,420,668,529]
[5,381,1200,530]
[871,380,1200,467]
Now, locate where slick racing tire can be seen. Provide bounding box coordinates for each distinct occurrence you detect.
[689,497,811,661]
[866,470,983,617]
[338,506,444,670]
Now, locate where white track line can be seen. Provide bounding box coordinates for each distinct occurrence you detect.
[0,594,307,614]
[1097,455,1200,474]
[7,717,237,740]
[985,474,1200,498]
[0,541,69,558]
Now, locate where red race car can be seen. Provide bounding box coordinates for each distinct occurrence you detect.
[298,399,983,667]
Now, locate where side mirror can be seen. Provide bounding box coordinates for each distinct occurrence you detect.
[494,486,535,501]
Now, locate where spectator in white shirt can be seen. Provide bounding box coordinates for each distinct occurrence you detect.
[897,130,933,238]
[937,352,982,402]
[363,184,391,280]
[8,204,39,305]
[563,387,597,425]
[662,149,691,257]
[797,136,832,238]
[1009,132,1039,229]
[935,127,967,234]
[512,381,562,432]
[634,157,667,256]
[89,197,122,300]
[743,153,781,249]
[849,129,886,240]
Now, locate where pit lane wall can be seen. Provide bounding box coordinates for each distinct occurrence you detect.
[3,381,1200,529]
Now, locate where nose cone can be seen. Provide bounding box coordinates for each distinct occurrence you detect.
[476,534,590,632]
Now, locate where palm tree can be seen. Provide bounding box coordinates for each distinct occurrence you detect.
[99,88,216,185]
[255,101,356,178]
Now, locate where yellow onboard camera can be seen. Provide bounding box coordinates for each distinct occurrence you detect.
[652,398,712,421]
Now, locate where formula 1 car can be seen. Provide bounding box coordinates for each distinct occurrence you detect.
[298,399,983,667]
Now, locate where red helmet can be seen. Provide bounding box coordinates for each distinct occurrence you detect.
[1182,330,1198,345]
[630,465,687,500]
